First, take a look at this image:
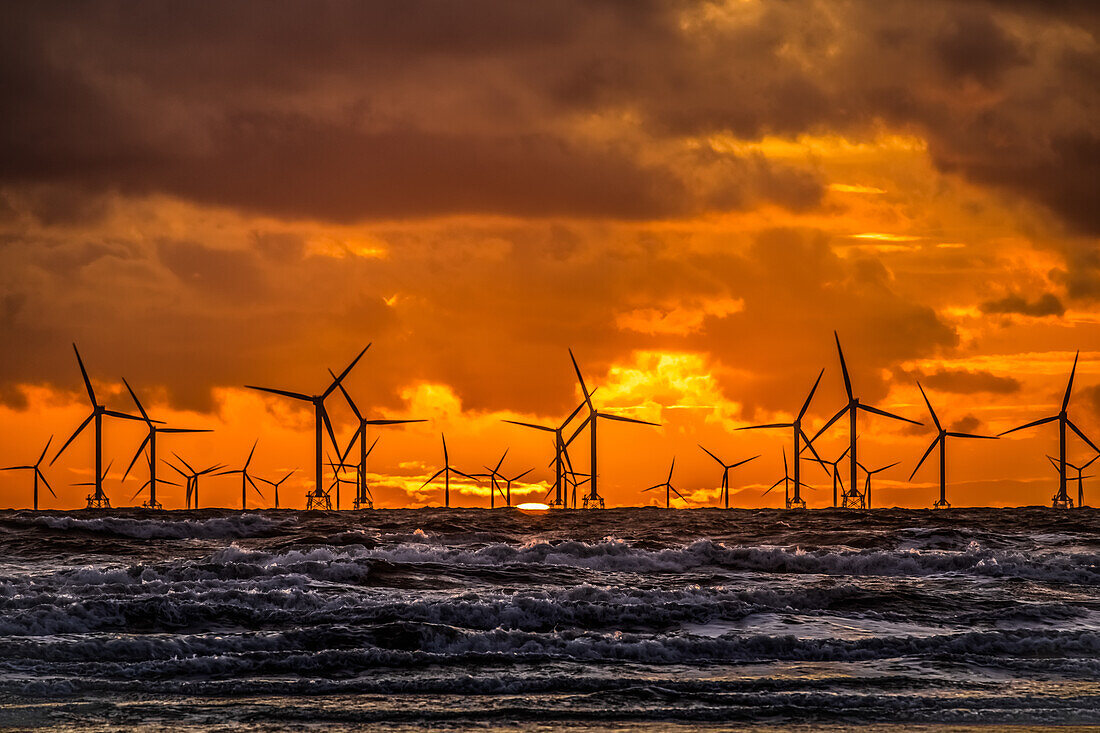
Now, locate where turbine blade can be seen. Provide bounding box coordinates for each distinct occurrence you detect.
[421,468,445,488]
[321,407,339,454]
[173,452,197,474]
[859,403,922,426]
[495,447,509,472]
[809,405,849,444]
[511,468,534,482]
[564,413,593,447]
[909,436,939,481]
[698,444,725,466]
[945,432,996,439]
[157,428,212,434]
[36,435,54,467]
[364,419,426,425]
[122,433,152,483]
[916,382,941,431]
[834,331,853,400]
[245,385,313,402]
[441,433,449,464]
[737,423,792,431]
[503,419,555,433]
[104,410,146,422]
[72,343,97,406]
[799,427,826,467]
[131,480,150,501]
[38,470,56,497]
[730,454,760,469]
[365,435,380,459]
[50,412,94,466]
[1063,351,1079,412]
[324,343,372,399]
[164,461,188,478]
[998,415,1057,436]
[245,439,258,469]
[1067,419,1100,454]
[328,369,363,421]
[568,349,594,410]
[121,377,150,423]
[597,413,659,427]
[798,368,826,420]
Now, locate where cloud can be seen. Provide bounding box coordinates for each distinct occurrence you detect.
[902,367,1022,394]
[980,292,1065,317]
[947,414,985,434]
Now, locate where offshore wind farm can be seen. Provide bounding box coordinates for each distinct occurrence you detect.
[2,1,1100,730]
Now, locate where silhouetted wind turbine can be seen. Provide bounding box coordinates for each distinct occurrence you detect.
[698,444,757,509]
[480,448,511,508]
[807,444,850,507]
[166,454,222,509]
[216,440,265,509]
[737,370,827,509]
[245,344,370,506]
[763,448,810,507]
[1046,454,1098,509]
[503,467,534,507]
[51,344,147,508]
[259,469,297,509]
[910,382,996,509]
[856,461,899,509]
[74,461,114,507]
[566,350,659,508]
[998,352,1098,509]
[643,458,687,508]
[503,394,592,508]
[331,374,425,510]
[810,333,922,504]
[121,379,210,510]
[327,450,360,510]
[422,434,478,507]
[2,436,55,510]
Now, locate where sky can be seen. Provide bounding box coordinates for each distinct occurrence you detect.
[1,0,1099,510]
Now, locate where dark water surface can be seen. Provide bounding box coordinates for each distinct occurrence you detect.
[0,507,1097,730]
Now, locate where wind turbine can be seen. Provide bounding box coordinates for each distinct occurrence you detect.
[327,451,360,510]
[643,458,687,508]
[1046,454,1098,508]
[2,436,55,510]
[910,382,997,509]
[763,448,810,507]
[503,467,534,507]
[737,369,827,509]
[121,378,210,510]
[697,444,758,509]
[74,461,114,508]
[216,440,265,509]
[806,444,850,507]
[856,461,899,509]
[51,344,147,508]
[245,344,370,505]
[422,434,479,507]
[998,352,1098,508]
[565,350,659,508]
[166,454,222,509]
[480,448,511,508]
[331,375,424,510]
[810,332,922,502]
[259,469,297,509]
[503,395,592,508]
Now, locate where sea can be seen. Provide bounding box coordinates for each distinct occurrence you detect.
[0,507,1097,731]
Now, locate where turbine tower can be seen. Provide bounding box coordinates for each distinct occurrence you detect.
[421,433,478,507]
[697,444,757,509]
[217,440,265,509]
[737,369,827,509]
[332,374,424,510]
[121,378,210,509]
[2,437,55,510]
[51,344,146,509]
[910,382,996,509]
[642,458,687,508]
[245,344,370,507]
[565,350,659,508]
[998,352,1098,508]
[810,333,922,506]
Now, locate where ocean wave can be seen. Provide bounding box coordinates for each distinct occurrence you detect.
[12,513,289,540]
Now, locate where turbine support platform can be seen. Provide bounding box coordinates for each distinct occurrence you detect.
[85,495,111,509]
[841,491,865,510]
[582,494,605,509]
[306,489,332,510]
[141,499,163,510]
[786,497,807,510]
[1051,493,1074,509]
[353,496,373,510]
[933,498,951,509]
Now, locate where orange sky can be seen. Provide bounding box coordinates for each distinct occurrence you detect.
[1,1,1099,509]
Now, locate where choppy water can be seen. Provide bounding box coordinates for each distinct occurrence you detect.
[0,507,1097,731]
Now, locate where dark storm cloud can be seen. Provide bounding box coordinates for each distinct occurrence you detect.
[980,292,1065,317]
[900,368,1022,394]
[1,0,1097,233]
